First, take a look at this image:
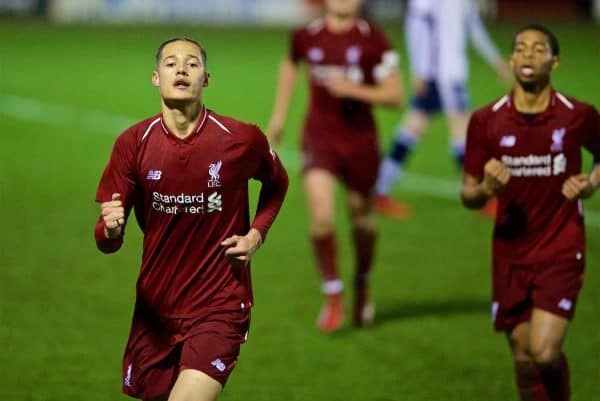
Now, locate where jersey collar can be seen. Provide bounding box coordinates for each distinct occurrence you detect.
[507,88,557,124]
[159,105,209,143]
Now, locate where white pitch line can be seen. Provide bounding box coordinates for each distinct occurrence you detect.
[2,93,600,228]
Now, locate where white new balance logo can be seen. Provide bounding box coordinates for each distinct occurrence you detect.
[211,359,226,372]
[558,298,572,311]
[499,135,516,147]
[146,170,162,180]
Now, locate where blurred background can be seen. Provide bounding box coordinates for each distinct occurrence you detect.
[2,0,600,23]
[1,1,599,400]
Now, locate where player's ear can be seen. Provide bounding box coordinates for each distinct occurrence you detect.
[551,55,559,71]
[152,70,160,87]
[203,71,210,87]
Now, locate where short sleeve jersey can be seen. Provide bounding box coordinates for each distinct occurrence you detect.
[95,108,287,318]
[464,91,600,263]
[290,18,399,149]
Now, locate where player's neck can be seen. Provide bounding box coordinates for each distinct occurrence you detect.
[513,84,552,114]
[325,12,356,33]
[161,100,204,139]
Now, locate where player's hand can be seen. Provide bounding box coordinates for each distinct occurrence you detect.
[482,158,510,196]
[221,229,263,268]
[266,116,284,147]
[411,77,427,96]
[495,60,513,84]
[562,173,595,200]
[325,74,354,98]
[100,193,125,239]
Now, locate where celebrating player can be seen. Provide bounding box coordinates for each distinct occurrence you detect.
[94,37,288,401]
[461,25,600,401]
[375,0,510,218]
[266,0,403,332]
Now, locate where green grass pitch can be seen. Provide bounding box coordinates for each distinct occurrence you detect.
[0,19,599,401]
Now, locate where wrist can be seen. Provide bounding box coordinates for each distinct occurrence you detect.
[245,228,263,253]
[479,182,495,198]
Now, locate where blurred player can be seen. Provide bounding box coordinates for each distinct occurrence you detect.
[375,0,511,218]
[461,25,600,401]
[94,37,288,401]
[266,0,403,332]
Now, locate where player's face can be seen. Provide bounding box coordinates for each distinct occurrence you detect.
[325,0,363,17]
[152,40,208,102]
[510,30,558,85]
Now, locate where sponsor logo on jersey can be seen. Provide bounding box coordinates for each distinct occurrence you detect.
[207,192,222,213]
[146,170,162,180]
[208,160,222,188]
[211,358,226,372]
[500,153,567,177]
[307,47,324,62]
[552,153,567,175]
[551,127,566,152]
[151,191,223,215]
[499,135,516,147]
[557,298,572,311]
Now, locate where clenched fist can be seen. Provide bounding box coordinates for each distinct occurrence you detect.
[100,193,125,239]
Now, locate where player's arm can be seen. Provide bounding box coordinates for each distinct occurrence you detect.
[467,2,511,82]
[562,106,600,200]
[461,158,510,209]
[221,129,289,267]
[561,164,600,201]
[249,145,289,242]
[266,58,299,146]
[94,133,136,253]
[325,68,403,108]
[461,111,510,209]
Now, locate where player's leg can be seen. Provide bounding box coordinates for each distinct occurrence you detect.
[167,369,222,401]
[439,80,470,168]
[529,309,570,401]
[304,167,344,332]
[445,111,470,167]
[374,81,438,218]
[346,188,376,326]
[344,142,380,327]
[170,310,249,401]
[122,307,180,400]
[375,106,429,204]
[507,322,550,401]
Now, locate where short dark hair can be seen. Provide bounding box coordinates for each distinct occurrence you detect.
[513,24,560,56]
[155,37,207,67]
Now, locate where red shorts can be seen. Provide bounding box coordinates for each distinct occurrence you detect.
[121,305,250,399]
[491,258,585,332]
[301,140,380,197]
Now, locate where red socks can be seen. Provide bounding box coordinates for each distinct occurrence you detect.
[311,233,339,284]
[352,228,376,284]
[515,354,570,401]
[540,354,570,401]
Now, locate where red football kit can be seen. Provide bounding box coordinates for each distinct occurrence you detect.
[464,90,600,330]
[95,107,288,397]
[290,18,399,194]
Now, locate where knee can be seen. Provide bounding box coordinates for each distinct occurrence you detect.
[348,205,374,231]
[310,214,334,236]
[508,338,532,362]
[530,342,561,366]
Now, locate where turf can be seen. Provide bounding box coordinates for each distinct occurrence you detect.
[0,19,599,401]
